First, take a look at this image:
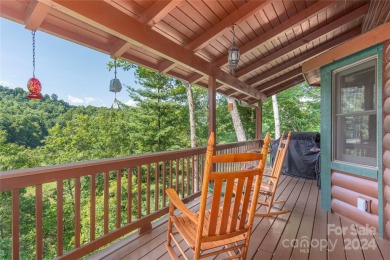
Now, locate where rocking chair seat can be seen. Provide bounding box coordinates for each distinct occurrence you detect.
[170,210,248,251]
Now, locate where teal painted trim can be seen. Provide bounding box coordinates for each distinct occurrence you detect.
[320,44,383,213]
[330,162,377,179]
[320,66,332,211]
[377,44,384,238]
[321,45,380,74]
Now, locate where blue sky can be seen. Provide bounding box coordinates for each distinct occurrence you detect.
[0,18,138,107]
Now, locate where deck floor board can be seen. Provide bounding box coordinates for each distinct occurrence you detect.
[88,176,390,260]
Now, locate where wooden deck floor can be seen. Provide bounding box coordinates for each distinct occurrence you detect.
[89,176,390,260]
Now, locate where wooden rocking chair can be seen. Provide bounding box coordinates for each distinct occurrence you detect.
[256,130,292,217]
[166,132,271,259]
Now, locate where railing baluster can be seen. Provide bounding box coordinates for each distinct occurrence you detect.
[57,180,63,256]
[127,168,132,223]
[90,175,96,241]
[36,184,43,260]
[187,157,190,196]
[12,189,19,260]
[147,164,150,215]
[196,154,200,192]
[169,160,173,188]
[155,162,159,211]
[162,161,166,207]
[75,177,81,247]
[137,166,142,219]
[181,158,185,198]
[192,156,195,193]
[116,170,121,228]
[104,172,109,234]
[175,159,179,193]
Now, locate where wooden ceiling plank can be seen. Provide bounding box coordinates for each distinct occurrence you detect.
[158,60,176,73]
[302,22,390,74]
[40,0,263,100]
[224,89,237,96]
[255,68,302,91]
[246,27,360,86]
[214,0,336,68]
[228,66,302,96]
[25,0,50,30]
[236,4,368,78]
[185,0,272,52]
[264,75,305,97]
[138,0,182,27]
[110,39,132,58]
[188,73,204,84]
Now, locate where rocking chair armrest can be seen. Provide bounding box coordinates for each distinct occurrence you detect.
[166,188,198,223]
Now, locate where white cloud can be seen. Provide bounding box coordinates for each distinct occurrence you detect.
[67,95,105,106]
[67,95,85,104]
[84,97,96,103]
[125,99,137,107]
[0,80,15,88]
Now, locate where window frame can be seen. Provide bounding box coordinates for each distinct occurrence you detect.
[331,55,378,168]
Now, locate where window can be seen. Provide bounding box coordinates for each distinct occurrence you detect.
[332,57,377,167]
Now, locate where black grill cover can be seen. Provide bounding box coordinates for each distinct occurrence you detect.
[271,132,320,180]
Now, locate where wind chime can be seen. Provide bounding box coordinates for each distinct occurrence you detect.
[27,31,43,99]
[109,59,122,109]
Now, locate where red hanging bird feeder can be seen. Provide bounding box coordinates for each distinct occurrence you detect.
[27,31,42,99]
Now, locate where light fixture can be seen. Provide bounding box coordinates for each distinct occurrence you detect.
[109,59,122,109]
[27,30,43,99]
[228,24,240,76]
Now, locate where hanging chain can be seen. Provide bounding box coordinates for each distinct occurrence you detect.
[231,24,236,45]
[32,30,36,78]
[114,59,117,79]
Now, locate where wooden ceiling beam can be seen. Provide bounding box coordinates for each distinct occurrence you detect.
[226,67,301,96]
[188,73,204,84]
[264,75,305,97]
[110,39,132,58]
[185,0,271,52]
[42,0,264,100]
[246,27,361,86]
[255,68,302,91]
[24,0,50,30]
[158,60,176,73]
[236,4,368,78]
[214,0,336,68]
[138,0,182,28]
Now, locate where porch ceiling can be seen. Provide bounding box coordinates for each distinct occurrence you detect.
[1,0,389,103]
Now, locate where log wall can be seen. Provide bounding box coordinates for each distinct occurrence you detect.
[383,40,390,238]
[331,171,378,230]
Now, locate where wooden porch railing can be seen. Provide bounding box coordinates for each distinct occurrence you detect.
[0,140,262,260]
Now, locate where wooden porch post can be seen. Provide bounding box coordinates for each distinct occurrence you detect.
[208,76,216,140]
[256,100,263,140]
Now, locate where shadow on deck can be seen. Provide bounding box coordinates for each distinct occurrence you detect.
[89,176,390,260]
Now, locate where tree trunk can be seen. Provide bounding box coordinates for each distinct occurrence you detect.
[226,96,246,141]
[184,83,198,192]
[272,95,281,139]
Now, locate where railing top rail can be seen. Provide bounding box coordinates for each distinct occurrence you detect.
[0,139,261,191]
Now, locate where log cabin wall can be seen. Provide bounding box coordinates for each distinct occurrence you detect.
[383,40,390,238]
[331,171,378,230]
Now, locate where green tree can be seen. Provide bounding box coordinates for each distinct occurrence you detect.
[119,65,188,153]
[262,83,321,136]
